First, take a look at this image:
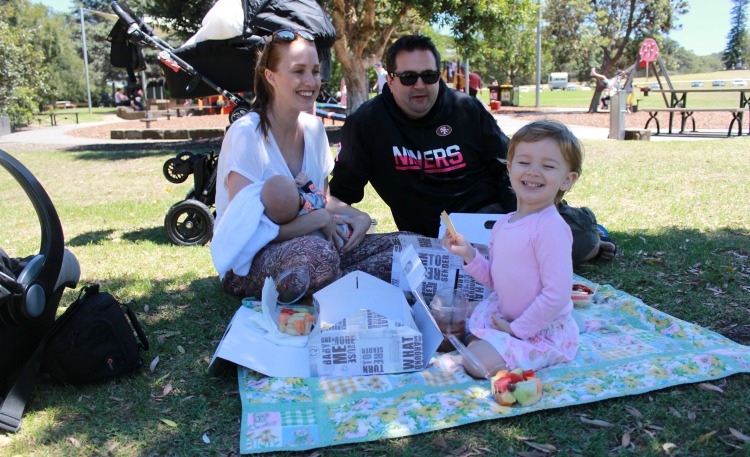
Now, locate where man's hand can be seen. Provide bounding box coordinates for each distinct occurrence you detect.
[308,210,344,251]
[339,212,370,254]
[325,194,373,254]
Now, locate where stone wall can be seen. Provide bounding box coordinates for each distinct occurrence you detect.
[116,107,148,120]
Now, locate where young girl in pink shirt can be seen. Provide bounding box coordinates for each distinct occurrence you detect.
[442,120,582,377]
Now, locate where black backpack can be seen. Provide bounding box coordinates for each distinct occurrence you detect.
[0,284,148,432]
[42,284,149,385]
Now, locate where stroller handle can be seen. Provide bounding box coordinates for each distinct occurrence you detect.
[110,1,136,27]
[111,1,171,49]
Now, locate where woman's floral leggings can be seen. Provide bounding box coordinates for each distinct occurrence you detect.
[222,233,408,299]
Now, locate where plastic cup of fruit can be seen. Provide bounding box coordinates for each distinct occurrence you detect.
[571,284,595,307]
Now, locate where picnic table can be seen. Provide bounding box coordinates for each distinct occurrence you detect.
[644,108,745,137]
[37,112,80,126]
[648,88,749,109]
[643,88,749,136]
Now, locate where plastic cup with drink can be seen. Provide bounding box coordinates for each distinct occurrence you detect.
[429,286,470,353]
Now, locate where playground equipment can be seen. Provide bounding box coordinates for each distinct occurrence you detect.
[315,103,346,122]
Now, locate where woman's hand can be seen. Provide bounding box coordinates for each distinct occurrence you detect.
[275,209,342,251]
[491,315,516,337]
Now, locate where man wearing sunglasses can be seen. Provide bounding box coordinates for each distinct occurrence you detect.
[328,35,614,265]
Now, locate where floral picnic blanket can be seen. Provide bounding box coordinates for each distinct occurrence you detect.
[237,276,750,454]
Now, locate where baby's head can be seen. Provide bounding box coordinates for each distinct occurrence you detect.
[507,120,583,203]
[261,175,301,225]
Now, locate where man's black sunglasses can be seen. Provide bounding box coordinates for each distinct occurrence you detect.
[389,70,441,86]
[265,29,315,68]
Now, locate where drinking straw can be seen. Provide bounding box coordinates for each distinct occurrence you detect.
[445,334,492,380]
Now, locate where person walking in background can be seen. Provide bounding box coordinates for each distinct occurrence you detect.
[339,77,347,105]
[623,75,637,113]
[372,62,388,94]
[469,71,483,97]
[447,57,458,86]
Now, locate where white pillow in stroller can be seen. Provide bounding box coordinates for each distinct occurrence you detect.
[182,0,244,47]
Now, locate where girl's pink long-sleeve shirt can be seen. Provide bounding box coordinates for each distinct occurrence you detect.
[463,205,574,340]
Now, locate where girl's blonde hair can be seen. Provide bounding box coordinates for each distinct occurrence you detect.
[507,120,583,203]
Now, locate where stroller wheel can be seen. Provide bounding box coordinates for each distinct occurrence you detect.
[177,151,194,162]
[163,158,189,184]
[164,199,214,246]
[229,105,250,124]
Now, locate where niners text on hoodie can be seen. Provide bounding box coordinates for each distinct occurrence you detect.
[330,80,516,237]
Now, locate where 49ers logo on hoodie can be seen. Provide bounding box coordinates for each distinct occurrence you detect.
[436,125,452,136]
[392,145,466,173]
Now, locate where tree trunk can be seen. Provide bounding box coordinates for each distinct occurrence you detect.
[343,68,369,112]
[588,86,604,113]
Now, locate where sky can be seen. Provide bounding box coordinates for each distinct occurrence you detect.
[34,0,734,56]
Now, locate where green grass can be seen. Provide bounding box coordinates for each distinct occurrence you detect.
[1,136,749,455]
[483,69,750,109]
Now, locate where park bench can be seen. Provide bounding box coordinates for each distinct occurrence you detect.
[643,107,746,137]
[36,112,79,126]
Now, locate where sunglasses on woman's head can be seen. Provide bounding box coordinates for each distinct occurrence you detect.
[265,29,315,68]
[389,70,441,86]
[271,29,315,42]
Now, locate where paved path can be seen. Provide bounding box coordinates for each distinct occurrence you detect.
[495,114,610,140]
[0,120,168,146]
[0,113,732,147]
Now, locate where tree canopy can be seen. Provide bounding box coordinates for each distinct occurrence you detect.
[139,0,535,111]
[0,0,706,128]
[0,1,51,127]
[328,0,535,110]
[543,0,688,112]
[723,0,749,70]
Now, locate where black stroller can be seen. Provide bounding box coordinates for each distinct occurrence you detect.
[108,0,336,246]
[0,149,80,432]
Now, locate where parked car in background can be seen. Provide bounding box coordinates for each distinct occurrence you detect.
[691,81,704,87]
[548,72,569,90]
[712,80,726,87]
[566,84,577,91]
[649,82,659,89]
[731,79,747,87]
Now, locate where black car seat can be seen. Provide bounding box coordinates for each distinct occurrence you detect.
[0,148,80,432]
